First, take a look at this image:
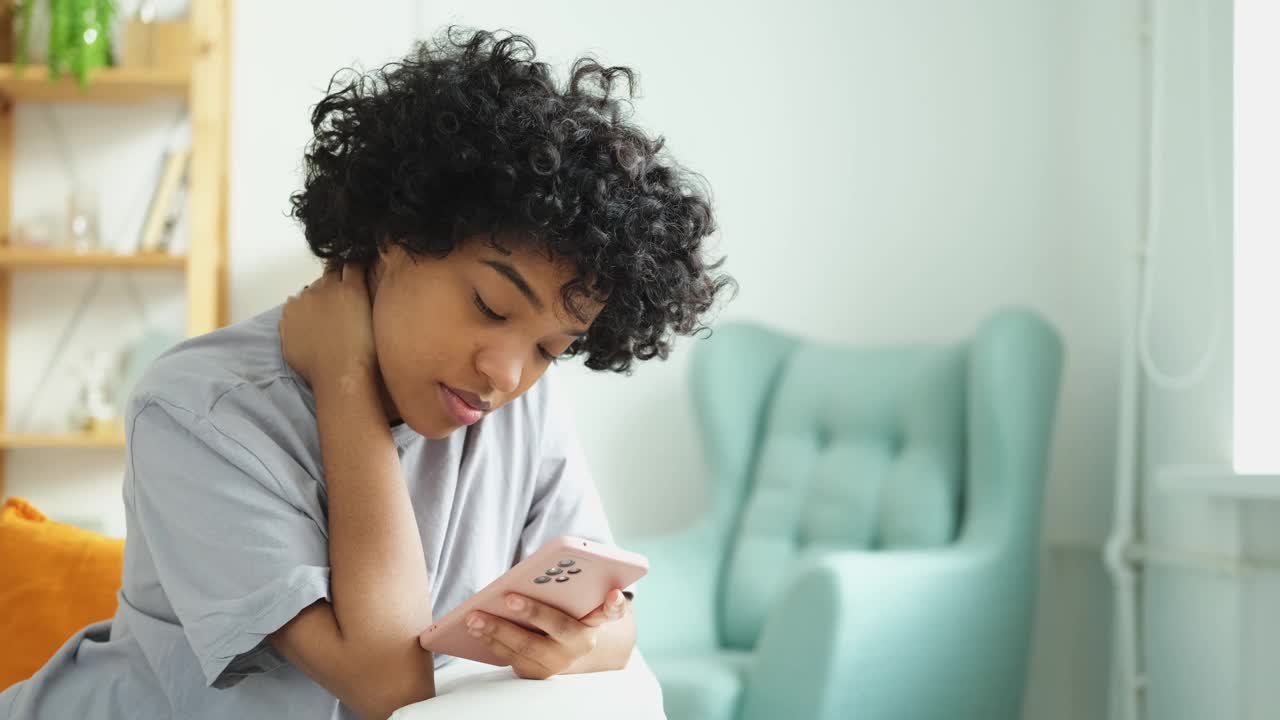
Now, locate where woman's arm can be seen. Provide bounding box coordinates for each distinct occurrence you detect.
[269,267,435,720]
[269,366,435,720]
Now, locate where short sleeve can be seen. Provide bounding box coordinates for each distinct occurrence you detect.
[127,397,331,689]
[519,377,622,580]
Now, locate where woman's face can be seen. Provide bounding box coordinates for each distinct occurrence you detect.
[367,235,602,439]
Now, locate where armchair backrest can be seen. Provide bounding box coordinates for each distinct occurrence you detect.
[693,308,1062,651]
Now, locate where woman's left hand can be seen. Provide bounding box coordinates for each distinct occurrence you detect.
[280,263,377,387]
[465,588,630,679]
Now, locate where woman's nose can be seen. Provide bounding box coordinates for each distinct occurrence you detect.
[476,346,522,395]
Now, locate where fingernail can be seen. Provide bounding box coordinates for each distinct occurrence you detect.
[467,615,483,630]
[507,595,525,611]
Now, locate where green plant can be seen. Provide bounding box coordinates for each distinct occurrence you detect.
[13,0,116,88]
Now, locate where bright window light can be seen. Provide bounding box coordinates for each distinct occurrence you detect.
[1233,0,1280,474]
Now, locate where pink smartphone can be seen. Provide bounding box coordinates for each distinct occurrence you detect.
[418,536,648,666]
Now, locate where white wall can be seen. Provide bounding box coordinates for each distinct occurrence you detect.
[4,1,1176,717]
[438,1,1134,551]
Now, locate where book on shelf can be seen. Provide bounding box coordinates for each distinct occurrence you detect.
[135,146,191,254]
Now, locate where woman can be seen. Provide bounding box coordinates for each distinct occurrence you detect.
[0,27,731,720]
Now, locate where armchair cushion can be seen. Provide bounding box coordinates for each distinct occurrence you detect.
[721,346,966,648]
[740,545,1025,720]
[648,650,754,720]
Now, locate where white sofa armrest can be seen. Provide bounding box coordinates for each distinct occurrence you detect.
[390,649,666,720]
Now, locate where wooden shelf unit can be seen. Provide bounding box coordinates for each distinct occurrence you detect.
[0,432,125,450]
[0,247,187,270]
[0,0,232,497]
[0,64,190,102]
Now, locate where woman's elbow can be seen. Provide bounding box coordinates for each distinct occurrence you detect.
[350,647,437,719]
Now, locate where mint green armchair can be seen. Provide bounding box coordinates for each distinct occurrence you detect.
[629,308,1064,720]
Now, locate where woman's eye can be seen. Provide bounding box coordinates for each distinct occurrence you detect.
[473,292,505,321]
[540,340,580,364]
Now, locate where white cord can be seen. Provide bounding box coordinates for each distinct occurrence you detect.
[1111,3,1226,718]
[1136,0,1226,391]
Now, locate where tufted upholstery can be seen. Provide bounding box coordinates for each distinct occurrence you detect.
[722,345,966,648]
[629,308,1064,720]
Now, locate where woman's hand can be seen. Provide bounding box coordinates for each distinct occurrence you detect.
[279,263,377,387]
[465,588,632,679]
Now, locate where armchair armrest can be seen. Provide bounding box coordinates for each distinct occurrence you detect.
[741,543,1032,720]
[625,519,725,657]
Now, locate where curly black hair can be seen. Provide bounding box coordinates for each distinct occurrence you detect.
[288,26,735,373]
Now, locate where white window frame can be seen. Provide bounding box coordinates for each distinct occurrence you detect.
[1233,0,1279,475]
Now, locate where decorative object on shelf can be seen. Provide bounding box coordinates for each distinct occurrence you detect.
[118,0,190,73]
[136,145,189,253]
[11,215,58,249]
[67,347,125,436]
[119,326,180,407]
[12,0,117,87]
[65,182,102,253]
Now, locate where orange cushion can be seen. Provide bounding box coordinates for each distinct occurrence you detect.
[0,497,125,690]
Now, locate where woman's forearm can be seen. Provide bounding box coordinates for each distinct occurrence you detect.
[314,367,433,647]
[268,365,434,719]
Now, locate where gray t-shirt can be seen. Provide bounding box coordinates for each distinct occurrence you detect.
[0,304,614,719]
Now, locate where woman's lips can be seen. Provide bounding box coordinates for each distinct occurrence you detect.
[439,383,484,426]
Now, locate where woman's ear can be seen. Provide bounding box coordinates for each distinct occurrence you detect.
[366,241,408,302]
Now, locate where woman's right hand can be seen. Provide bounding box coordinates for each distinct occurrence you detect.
[279,263,378,389]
